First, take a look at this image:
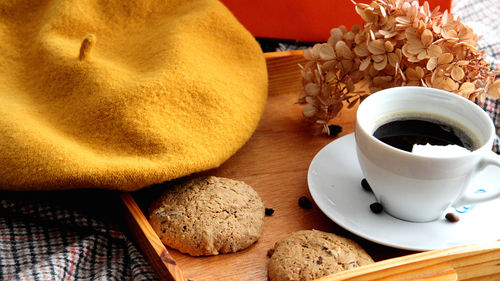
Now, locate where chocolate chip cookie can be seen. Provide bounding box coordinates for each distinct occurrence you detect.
[268,230,374,281]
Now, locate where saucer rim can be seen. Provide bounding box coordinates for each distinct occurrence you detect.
[307,133,500,251]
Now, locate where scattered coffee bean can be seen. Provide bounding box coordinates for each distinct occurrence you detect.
[328,125,343,137]
[370,202,383,214]
[445,212,460,222]
[267,248,274,257]
[298,196,313,209]
[265,208,275,216]
[361,178,372,192]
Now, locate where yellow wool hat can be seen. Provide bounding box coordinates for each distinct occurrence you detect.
[0,0,268,191]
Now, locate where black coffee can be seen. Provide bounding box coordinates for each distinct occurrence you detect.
[373,118,476,153]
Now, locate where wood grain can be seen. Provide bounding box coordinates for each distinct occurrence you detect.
[265,50,307,96]
[317,241,500,281]
[121,51,500,281]
[120,192,186,281]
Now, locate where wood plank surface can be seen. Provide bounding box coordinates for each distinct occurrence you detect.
[122,51,500,281]
[319,241,500,281]
[121,192,186,281]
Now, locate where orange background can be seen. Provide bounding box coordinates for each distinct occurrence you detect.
[220,0,453,42]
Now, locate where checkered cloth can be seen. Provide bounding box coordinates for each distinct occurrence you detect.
[1,1,499,281]
[0,191,159,280]
[454,0,500,153]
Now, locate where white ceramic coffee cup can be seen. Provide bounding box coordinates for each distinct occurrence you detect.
[355,86,500,222]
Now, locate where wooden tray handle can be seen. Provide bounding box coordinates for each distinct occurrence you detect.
[317,240,500,281]
[120,192,186,281]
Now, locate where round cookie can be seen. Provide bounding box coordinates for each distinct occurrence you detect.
[268,230,374,281]
[149,176,265,256]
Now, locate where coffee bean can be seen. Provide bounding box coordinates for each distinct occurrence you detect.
[445,212,460,222]
[298,196,313,209]
[370,202,383,214]
[265,208,275,216]
[361,178,372,192]
[328,125,342,137]
[267,248,274,257]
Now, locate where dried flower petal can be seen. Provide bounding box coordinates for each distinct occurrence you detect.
[354,43,370,57]
[406,67,424,80]
[379,29,397,38]
[335,41,354,59]
[396,16,411,25]
[303,49,315,60]
[451,66,465,81]
[299,0,499,136]
[359,57,371,71]
[305,83,320,95]
[459,82,475,95]
[318,44,336,60]
[438,53,454,64]
[384,41,394,52]
[439,77,458,91]
[373,75,392,85]
[368,39,386,55]
[302,105,317,117]
[387,52,400,67]
[427,44,442,57]
[443,29,458,40]
[406,41,424,55]
[405,28,420,42]
[305,96,316,105]
[322,60,337,72]
[427,57,438,70]
[372,54,385,63]
[421,29,433,46]
[488,80,500,98]
[416,66,424,78]
[373,56,388,70]
[341,59,354,72]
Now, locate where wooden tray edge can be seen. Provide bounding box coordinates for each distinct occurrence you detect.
[121,190,500,281]
[318,240,500,280]
[120,192,186,281]
[120,51,500,280]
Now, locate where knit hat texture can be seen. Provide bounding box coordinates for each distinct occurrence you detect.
[0,0,268,190]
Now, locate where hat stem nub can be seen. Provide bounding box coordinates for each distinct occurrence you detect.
[79,34,96,61]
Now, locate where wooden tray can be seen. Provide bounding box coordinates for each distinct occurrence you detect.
[121,51,500,281]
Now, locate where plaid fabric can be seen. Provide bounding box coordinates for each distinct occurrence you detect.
[452,0,500,72]
[479,98,500,153]
[0,191,159,281]
[453,0,500,153]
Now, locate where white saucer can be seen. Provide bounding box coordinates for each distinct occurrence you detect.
[308,133,500,251]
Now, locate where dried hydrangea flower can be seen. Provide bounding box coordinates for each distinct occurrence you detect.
[298,0,500,135]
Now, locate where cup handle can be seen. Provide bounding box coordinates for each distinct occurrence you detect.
[453,151,500,208]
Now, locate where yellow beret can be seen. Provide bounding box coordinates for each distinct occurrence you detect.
[0,0,268,191]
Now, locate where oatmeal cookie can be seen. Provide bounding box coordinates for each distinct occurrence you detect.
[268,230,374,281]
[149,176,265,256]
